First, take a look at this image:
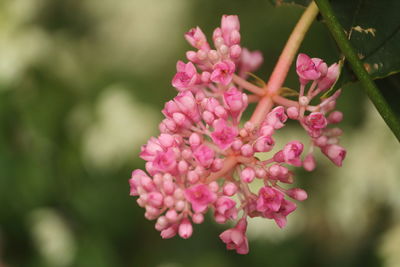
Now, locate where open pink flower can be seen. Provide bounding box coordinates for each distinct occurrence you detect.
[296,53,327,84]
[256,186,284,213]
[282,141,304,166]
[184,184,217,213]
[263,199,297,228]
[210,60,235,85]
[219,218,249,254]
[152,148,177,173]
[264,106,288,129]
[193,144,215,168]
[214,196,238,223]
[211,119,238,150]
[172,61,198,90]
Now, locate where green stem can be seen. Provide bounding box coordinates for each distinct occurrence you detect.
[315,0,400,142]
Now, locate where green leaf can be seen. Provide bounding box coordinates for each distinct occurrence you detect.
[271,0,400,81]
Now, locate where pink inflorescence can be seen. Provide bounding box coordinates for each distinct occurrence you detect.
[129,15,346,254]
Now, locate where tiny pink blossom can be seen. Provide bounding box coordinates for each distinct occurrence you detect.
[211,119,238,150]
[139,137,163,161]
[174,91,201,122]
[265,106,288,129]
[318,63,340,91]
[129,169,147,196]
[193,144,215,168]
[322,144,346,167]
[253,135,275,152]
[152,148,177,173]
[219,218,249,254]
[305,112,328,137]
[263,199,297,228]
[214,196,238,223]
[282,141,304,167]
[185,27,209,50]
[286,188,308,201]
[296,53,327,84]
[256,186,284,213]
[184,184,217,213]
[223,87,248,122]
[172,61,198,90]
[210,60,236,85]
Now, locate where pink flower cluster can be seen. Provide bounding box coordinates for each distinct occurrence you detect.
[129,15,346,254]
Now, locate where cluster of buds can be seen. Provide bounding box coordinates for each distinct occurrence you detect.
[129,15,346,254]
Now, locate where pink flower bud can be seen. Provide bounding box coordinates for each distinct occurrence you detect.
[189,133,202,147]
[179,218,193,239]
[318,63,340,91]
[221,15,240,46]
[240,144,254,157]
[303,153,316,171]
[240,48,263,73]
[223,182,238,196]
[202,110,215,124]
[185,27,209,50]
[328,111,343,123]
[211,158,224,172]
[286,188,308,201]
[192,213,204,224]
[241,167,255,183]
[210,60,236,85]
[223,87,248,122]
[161,225,178,239]
[286,106,299,119]
[230,44,242,58]
[254,136,275,152]
[187,171,199,184]
[322,144,346,167]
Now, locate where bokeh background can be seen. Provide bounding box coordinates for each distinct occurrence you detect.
[1,0,399,266]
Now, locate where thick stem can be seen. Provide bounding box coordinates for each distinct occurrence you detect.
[315,0,400,142]
[265,1,319,95]
[249,1,319,125]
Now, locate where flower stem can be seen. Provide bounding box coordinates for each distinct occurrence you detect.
[315,0,400,142]
[233,74,264,95]
[265,1,319,96]
[250,1,319,125]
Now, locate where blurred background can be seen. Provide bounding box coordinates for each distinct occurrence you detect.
[0,0,399,266]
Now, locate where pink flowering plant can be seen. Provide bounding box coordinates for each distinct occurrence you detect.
[129,5,348,254]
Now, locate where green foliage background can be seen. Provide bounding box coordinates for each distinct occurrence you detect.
[0,0,399,267]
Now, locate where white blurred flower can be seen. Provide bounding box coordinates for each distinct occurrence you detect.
[28,208,75,267]
[82,85,159,169]
[83,0,189,73]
